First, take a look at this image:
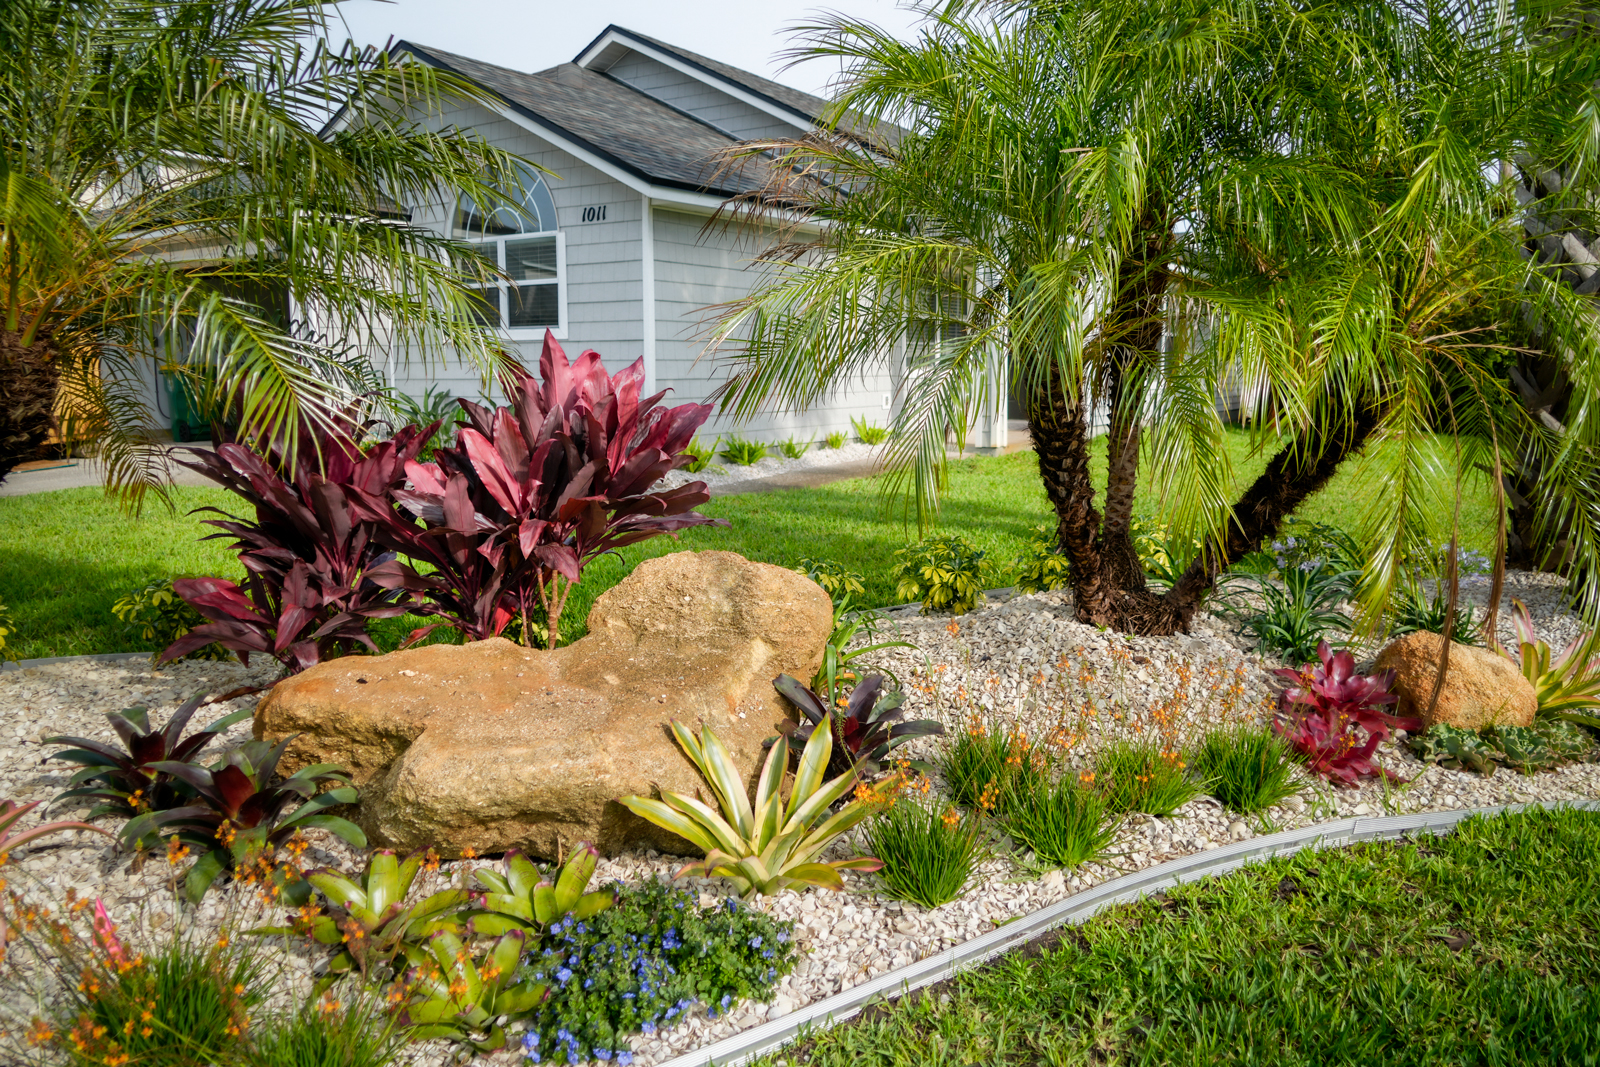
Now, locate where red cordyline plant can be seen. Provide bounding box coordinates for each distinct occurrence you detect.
[375,332,726,645]
[162,413,434,672]
[1271,641,1422,787]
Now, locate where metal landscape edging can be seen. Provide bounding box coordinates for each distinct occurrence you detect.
[0,651,154,672]
[657,799,1600,1067]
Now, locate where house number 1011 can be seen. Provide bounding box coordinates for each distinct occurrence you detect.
[580,205,607,222]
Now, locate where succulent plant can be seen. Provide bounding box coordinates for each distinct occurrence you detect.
[773,673,943,779]
[466,844,617,937]
[399,928,548,1052]
[1272,640,1422,786]
[1410,724,1501,775]
[46,693,252,824]
[256,848,470,991]
[122,738,365,902]
[618,717,884,897]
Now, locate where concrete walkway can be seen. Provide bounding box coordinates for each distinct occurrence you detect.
[0,443,216,498]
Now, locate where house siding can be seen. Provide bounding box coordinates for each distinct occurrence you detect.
[385,101,649,405]
[651,207,897,442]
[604,52,800,143]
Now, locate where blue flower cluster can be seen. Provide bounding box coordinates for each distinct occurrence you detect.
[515,879,797,1065]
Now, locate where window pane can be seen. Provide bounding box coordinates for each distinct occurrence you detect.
[508,282,558,327]
[505,236,557,281]
[461,287,500,327]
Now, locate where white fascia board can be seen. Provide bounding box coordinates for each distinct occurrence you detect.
[574,30,814,136]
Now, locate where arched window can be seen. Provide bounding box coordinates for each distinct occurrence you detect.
[455,164,564,332]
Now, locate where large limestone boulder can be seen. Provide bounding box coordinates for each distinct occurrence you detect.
[254,551,833,858]
[1374,631,1537,730]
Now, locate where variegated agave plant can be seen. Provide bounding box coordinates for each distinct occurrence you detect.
[619,717,882,897]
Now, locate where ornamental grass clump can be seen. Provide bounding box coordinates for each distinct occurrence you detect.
[864,792,987,908]
[246,994,402,1067]
[1192,725,1302,815]
[1002,775,1118,871]
[939,718,1042,815]
[1272,640,1421,787]
[618,717,883,897]
[1094,739,1200,817]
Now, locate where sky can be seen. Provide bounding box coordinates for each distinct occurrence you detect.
[326,0,929,96]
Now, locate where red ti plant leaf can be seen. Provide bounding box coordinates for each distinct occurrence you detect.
[370,330,727,646]
[1271,640,1423,786]
[162,411,436,672]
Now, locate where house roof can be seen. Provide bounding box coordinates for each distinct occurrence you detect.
[394,42,769,197]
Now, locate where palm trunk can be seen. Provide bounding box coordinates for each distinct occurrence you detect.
[0,328,59,483]
[1029,357,1115,625]
[1159,407,1382,630]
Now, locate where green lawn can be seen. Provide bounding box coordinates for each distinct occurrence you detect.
[763,807,1600,1067]
[0,431,1495,659]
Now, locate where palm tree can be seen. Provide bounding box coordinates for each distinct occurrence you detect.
[0,0,537,500]
[709,0,1600,635]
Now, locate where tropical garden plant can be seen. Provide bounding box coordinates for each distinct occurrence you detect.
[772,672,944,779]
[708,0,1600,639]
[1495,598,1600,727]
[891,533,994,614]
[1192,725,1302,815]
[372,334,725,647]
[112,578,233,662]
[0,0,540,499]
[46,693,252,824]
[865,793,987,907]
[1014,522,1071,594]
[1273,641,1422,786]
[398,928,546,1052]
[464,844,618,937]
[1002,774,1119,871]
[618,718,884,897]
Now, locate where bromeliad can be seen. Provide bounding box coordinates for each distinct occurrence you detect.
[619,717,883,897]
[772,673,942,779]
[466,844,617,937]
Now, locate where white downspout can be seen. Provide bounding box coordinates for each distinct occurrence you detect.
[640,194,657,394]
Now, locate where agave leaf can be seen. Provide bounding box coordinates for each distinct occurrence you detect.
[505,851,542,898]
[474,870,512,895]
[669,720,707,773]
[753,735,787,819]
[467,912,528,937]
[553,844,597,914]
[780,862,845,891]
[618,794,725,854]
[695,726,755,837]
[572,888,616,920]
[483,891,535,924]
[790,714,835,804]
[307,868,369,912]
[530,882,558,925]
[784,766,860,832]
[367,851,403,914]
[485,930,525,981]
[654,792,744,853]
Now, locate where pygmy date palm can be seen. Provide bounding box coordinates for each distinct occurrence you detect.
[0,0,538,500]
[709,0,1600,635]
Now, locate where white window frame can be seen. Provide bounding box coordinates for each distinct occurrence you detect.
[463,229,568,340]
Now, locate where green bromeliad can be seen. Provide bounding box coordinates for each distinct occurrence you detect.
[619,717,882,897]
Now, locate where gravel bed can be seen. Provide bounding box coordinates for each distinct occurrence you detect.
[655,441,884,492]
[0,569,1595,1065]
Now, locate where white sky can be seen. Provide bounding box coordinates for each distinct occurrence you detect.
[326,0,929,96]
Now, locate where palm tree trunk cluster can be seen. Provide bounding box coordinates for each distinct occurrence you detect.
[0,328,58,482]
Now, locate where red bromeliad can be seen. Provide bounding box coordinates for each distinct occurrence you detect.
[1271,641,1422,786]
[380,331,725,646]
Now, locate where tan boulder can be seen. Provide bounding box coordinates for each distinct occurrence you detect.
[254,551,833,859]
[1374,631,1537,730]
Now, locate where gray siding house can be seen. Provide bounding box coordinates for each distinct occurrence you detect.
[373,26,1008,446]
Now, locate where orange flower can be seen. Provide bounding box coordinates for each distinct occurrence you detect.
[946,620,960,636]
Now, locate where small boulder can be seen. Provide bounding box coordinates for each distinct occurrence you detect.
[1373,631,1536,730]
[254,551,833,858]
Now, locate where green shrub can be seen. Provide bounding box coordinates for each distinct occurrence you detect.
[1411,720,1598,776]
[384,384,461,462]
[683,436,721,474]
[1390,584,1482,645]
[866,793,988,908]
[515,879,796,1061]
[247,996,401,1067]
[719,435,768,466]
[1095,739,1201,816]
[892,534,995,615]
[1130,516,1199,588]
[1219,566,1354,665]
[824,430,847,449]
[795,557,867,609]
[1014,523,1070,594]
[1003,774,1119,871]
[851,416,888,445]
[0,595,16,662]
[111,577,232,661]
[1193,725,1301,814]
[779,435,813,459]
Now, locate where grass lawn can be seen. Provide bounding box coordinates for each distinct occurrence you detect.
[763,806,1600,1067]
[0,430,1496,660]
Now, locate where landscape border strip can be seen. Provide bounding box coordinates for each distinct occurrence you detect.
[0,651,153,672]
[660,799,1600,1067]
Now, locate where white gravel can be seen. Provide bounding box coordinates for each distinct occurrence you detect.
[656,441,885,493]
[0,568,1595,1065]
